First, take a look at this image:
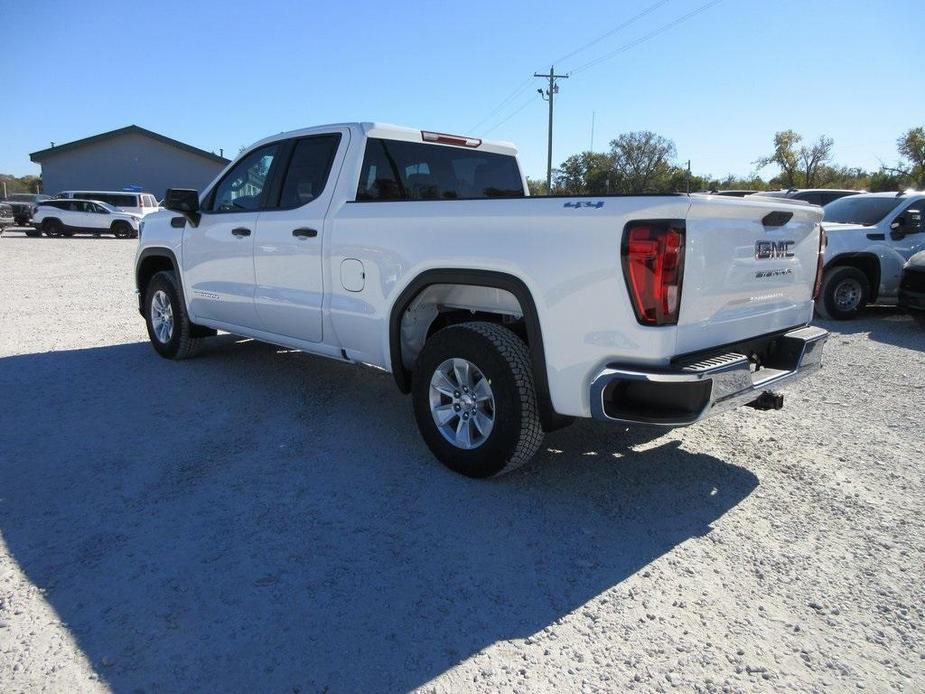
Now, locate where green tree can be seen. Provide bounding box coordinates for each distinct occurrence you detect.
[867,169,903,192]
[897,126,925,188]
[799,135,834,187]
[525,177,548,196]
[0,174,43,196]
[756,130,802,188]
[554,151,614,194]
[756,130,834,188]
[609,131,677,193]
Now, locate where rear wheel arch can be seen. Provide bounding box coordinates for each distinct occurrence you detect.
[825,253,881,301]
[388,269,569,431]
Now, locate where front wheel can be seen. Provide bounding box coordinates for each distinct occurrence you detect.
[144,271,204,359]
[412,322,544,478]
[816,266,870,320]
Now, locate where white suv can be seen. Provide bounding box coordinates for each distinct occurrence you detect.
[53,190,159,217]
[32,199,141,238]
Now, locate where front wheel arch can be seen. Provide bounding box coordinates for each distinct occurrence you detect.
[825,253,881,302]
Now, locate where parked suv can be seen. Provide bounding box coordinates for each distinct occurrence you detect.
[749,189,860,206]
[816,192,925,319]
[4,193,51,226]
[54,190,159,217]
[32,199,141,238]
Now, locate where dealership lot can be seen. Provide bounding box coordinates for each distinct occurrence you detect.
[0,232,922,692]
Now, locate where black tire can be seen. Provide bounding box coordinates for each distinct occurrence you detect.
[412,321,544,478]
[144,271,204,360]
[816,266,869,320]
[24,229,41,237]
[112,221,132,239]
[42,218,63,238]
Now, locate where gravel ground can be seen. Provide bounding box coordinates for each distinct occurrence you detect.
[0,231,923,693]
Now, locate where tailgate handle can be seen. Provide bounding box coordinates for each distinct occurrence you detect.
[762,211,793,227]
[761,211,793,227]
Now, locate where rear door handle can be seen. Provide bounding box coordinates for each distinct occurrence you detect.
[292,227,318,239]
[231,227,251,237]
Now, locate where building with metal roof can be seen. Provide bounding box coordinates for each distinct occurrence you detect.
[30,125,230,198]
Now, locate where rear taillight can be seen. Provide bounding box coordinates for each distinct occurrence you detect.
[813,225,827,300]
[621,221,685,326]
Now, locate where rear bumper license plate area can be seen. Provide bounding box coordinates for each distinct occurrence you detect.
[590,325,828,426]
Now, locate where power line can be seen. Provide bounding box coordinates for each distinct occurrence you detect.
[468,77,538,133]
[569,0,723,76]
[467,1,671,134]
[552,0,672,68]
[482,92,538,135]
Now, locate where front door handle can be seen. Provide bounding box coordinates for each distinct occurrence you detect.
[231,227,251,237]
[292,227,318,239]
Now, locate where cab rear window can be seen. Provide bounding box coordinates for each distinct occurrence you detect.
[356,138,524,201]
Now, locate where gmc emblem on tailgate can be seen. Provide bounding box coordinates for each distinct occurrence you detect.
[755,240,795,259]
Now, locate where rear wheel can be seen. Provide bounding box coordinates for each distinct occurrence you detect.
[144,271,204,360]
[112,221,132,239]
[42,218,63,238]
[412,321,544,478]
[816,266,869,320]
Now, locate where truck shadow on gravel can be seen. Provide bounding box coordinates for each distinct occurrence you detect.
[814,306,924,351]
[0,338,758,692]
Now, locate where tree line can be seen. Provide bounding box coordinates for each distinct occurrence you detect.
[0,174,42,197]
[530,126,925,196]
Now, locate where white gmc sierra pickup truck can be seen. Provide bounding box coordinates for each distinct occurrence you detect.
[134,122,828,478]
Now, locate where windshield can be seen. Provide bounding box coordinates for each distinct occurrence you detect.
[823,196,903,226]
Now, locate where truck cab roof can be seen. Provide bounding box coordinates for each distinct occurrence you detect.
[247,122,519,157]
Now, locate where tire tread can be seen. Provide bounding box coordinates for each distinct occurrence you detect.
[444,321,544,475]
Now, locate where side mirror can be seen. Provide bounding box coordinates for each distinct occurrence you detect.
[891,210,922,239]
[163,188,201,226]
[164,188,200,214]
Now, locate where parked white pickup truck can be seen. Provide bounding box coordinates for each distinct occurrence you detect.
[134,122,828,477]
[817,191,925,319]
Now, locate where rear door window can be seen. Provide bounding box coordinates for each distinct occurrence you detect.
[276,134,341,208]
[356,138,524,201]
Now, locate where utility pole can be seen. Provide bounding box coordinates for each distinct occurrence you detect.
[535,66,568,192]
[686,160,691,195]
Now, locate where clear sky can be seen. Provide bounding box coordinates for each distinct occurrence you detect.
[2,0,920,181]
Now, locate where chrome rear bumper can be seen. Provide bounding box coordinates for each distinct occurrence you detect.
[590,325,828,426]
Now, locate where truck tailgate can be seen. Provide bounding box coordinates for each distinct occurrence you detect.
[676,196,822,355]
